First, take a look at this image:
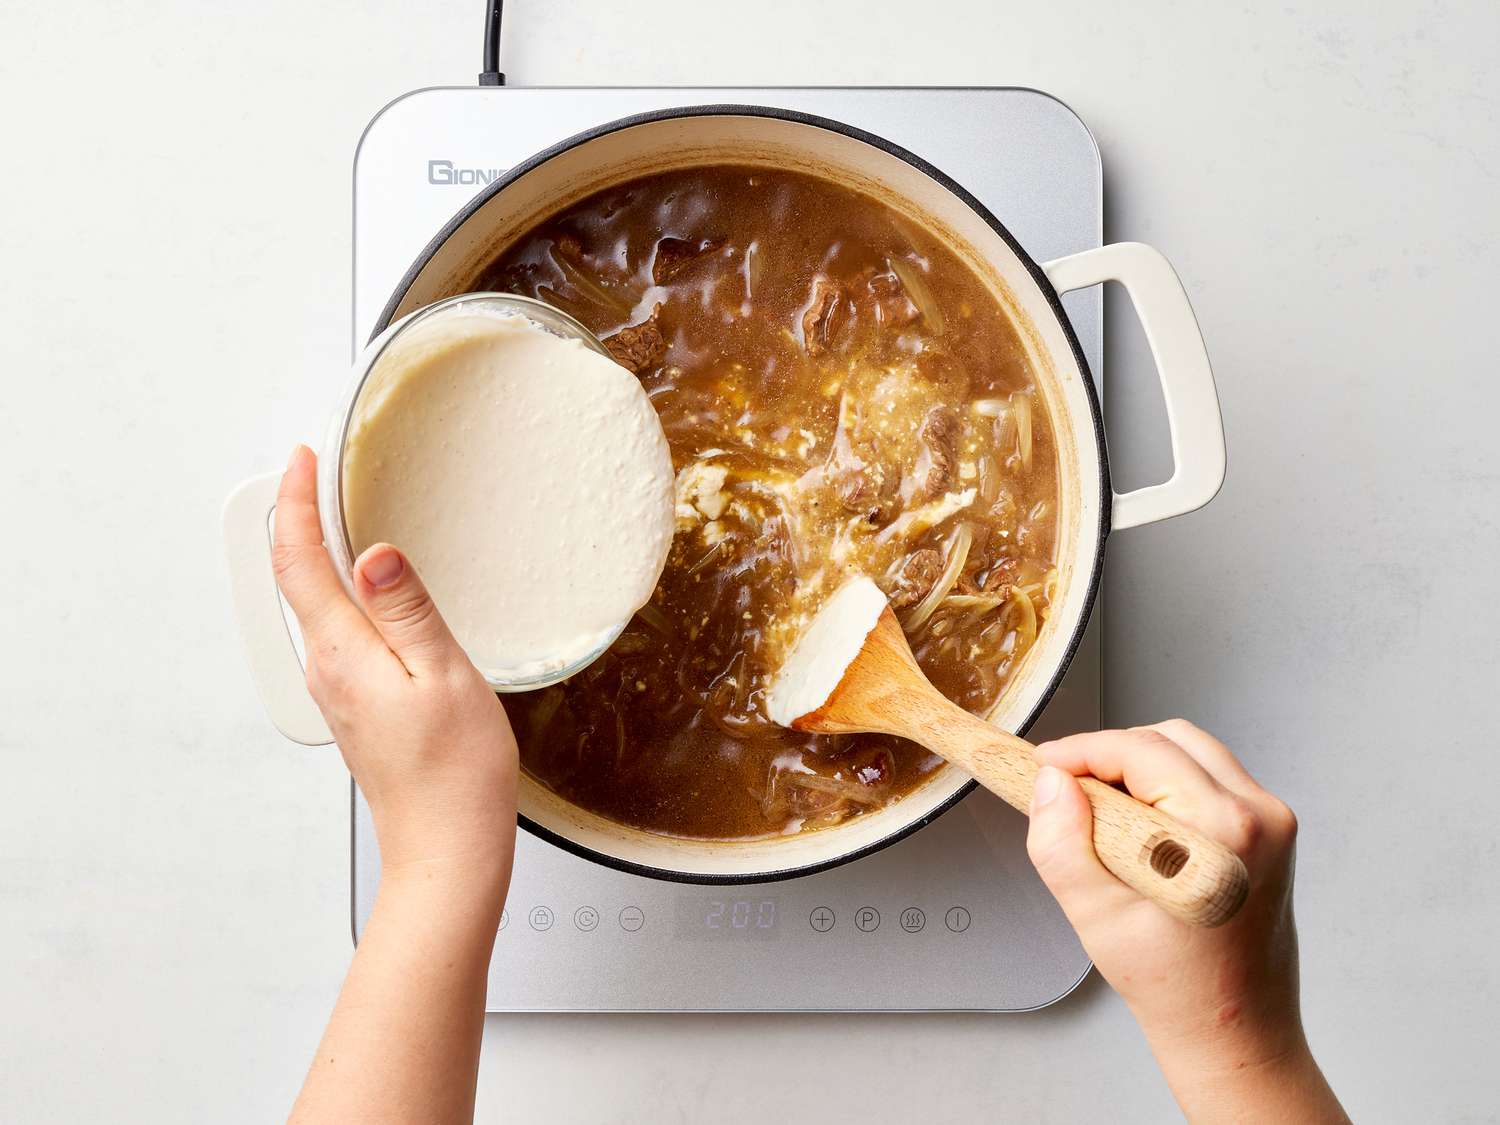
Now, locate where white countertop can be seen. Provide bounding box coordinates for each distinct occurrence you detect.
[2,1,1496,1121]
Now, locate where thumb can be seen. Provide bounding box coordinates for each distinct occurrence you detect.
[1026,764,1133,932]
[352,544,462,673]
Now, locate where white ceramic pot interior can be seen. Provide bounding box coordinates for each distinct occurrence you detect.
[382,112,1105,880]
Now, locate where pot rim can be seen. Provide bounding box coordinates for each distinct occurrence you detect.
[370,102,1112,885]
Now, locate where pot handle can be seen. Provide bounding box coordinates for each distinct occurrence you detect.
[1042,242,1226,530]
[222,472,334,746]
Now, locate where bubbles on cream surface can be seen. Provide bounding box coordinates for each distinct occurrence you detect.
[341,303,675,684]
[766,577,889,727]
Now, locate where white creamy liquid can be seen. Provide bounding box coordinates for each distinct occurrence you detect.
[766,577,889,727]
[342,305,675,683]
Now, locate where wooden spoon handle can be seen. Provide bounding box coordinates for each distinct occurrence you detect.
[925,706,1249,928]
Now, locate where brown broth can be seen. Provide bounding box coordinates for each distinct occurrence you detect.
[472,166,1059,839]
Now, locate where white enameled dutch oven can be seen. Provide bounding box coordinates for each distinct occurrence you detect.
[224,106,1225,885]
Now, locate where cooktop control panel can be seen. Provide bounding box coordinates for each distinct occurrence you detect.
[502,898,978,941]
[352,85,1101,1012]
[439,781,1089,1011]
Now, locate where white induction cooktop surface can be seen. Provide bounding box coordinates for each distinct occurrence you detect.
[351,86,1101,1011]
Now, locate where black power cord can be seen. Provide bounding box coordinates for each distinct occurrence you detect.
[479,1,506,86]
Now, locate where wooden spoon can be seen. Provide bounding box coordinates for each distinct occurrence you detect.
[767,579,1248,928]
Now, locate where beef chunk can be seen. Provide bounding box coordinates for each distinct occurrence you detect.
[801,277,843,357]
[917,404,961,501]
[652,237,724,284]
[981,556,1018,594]
[832,466,879,513]
[603,304,667,374]
[831,448,899,522]
[848,267,921,330]
[472,259,541,295]
[887,548,944,610]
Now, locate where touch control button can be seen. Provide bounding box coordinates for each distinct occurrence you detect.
[854,906,881,933]
[528,906,555,932]
[809,906,836,933]
[944,906,972,933]
[899,907,926,933]
[499,908,509,932]
[574,906,600,932]
[618,906,645,932]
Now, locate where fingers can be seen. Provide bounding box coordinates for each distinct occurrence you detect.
[1026,766,1137,931]
[1038,727,1230,819]
[1142,718,1262,797]
[1039,726,1285,862]
[275,447,466,681]
[272,446,378,651]
[1144,719,1299,845]
[351,543,465,676]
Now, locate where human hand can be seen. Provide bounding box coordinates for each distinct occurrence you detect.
[276,446,517,1123]
[271,445,518,880]
[1027,721,1345,1122]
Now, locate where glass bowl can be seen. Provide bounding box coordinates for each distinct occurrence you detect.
[315,292,630,692]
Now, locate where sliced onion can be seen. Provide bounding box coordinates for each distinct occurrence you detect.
[875,488,977,546]
[553,249,631,315]
[784,772,889,807]
[525,687,565,740]
[900,522,972,633]
[534,284,591,323]
[976,450,999,504]
[744,240,763,298]
[887,255,946,333]
[687,540,727,576]
[614,698,628,766]
[635,603,673,638]
[1013,392,1033,469]
[1011,586,1038,650]
[1042,567,1060,606]
[941,593,1007,613]
[992,409,1015,467]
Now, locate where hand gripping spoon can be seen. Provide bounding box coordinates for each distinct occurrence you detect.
[766,579,1249,928]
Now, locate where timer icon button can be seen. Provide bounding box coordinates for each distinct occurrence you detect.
[574,906,600,932]
[854,906,881,933]
[618,906,645,932]
[809,906,836,933]
[944,906,972,933]
[528,906,555,932]
[899,907,926,933]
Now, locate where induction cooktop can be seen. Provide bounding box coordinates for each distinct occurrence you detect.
[351,86,1101,1011]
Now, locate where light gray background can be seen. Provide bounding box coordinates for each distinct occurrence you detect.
[1,1,1495,1122]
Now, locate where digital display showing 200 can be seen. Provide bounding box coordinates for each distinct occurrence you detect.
[674,898,781,941]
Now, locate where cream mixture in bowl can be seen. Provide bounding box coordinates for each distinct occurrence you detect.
[324,294,675,689]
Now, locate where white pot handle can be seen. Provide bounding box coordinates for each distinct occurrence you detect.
[1042,242,1226,530]
[222,472,334,746]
